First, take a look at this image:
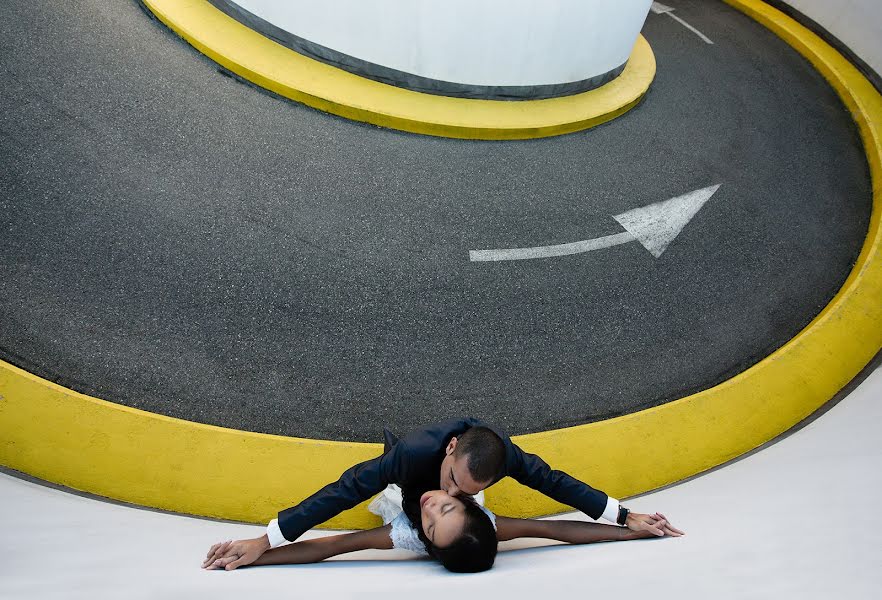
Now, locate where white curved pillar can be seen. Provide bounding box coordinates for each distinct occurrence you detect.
[220,0,653,98]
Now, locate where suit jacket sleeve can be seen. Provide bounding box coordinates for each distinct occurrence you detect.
[503,438,610,520]
[276,441,405,543]
[464,417,611,520]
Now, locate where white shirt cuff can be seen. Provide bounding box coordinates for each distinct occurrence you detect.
[601,496,620,523]
[266,519,288,548]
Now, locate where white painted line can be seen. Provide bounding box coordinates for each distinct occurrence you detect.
[469,184,722,262]
[651,2,714,45]
[667,12,714,44]
[469,232,635,262]
[650,2,675,14]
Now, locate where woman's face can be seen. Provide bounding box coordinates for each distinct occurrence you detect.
[419,490,467,548]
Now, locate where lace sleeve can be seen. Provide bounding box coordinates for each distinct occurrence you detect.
[389,512,429,555]
[388,506,498,555]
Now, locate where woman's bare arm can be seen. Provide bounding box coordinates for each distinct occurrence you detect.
[207,526,394,569]
[495,516,656,544]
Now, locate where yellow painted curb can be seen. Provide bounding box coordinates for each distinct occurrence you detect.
[1,0,881,529]
[140,0,655,140]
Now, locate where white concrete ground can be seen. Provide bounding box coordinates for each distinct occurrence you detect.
[2,361,880,600]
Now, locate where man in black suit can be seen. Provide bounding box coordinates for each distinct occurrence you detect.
[202,417,680,569]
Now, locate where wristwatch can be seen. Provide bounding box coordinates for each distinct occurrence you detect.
[616,505,630,526]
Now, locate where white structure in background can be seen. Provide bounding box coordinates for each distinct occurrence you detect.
[779,0,882,76]
[233,0,653,87]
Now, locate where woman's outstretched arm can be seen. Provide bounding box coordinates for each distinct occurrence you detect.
[495,516,662,544]
[206,525,394,570]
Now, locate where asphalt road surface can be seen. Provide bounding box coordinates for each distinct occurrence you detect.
[0,0,871,440]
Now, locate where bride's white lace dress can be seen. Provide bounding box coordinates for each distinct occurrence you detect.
[368,485,496,555]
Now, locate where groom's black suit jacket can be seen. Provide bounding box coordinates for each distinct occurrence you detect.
[277,417,610,542]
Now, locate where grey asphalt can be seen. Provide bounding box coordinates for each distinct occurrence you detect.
[0,0,871,441]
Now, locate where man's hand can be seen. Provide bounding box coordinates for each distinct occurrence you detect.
[625,512,684,537]
[202,535,271,571]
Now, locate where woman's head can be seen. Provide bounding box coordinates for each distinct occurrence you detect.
[418,490,497,573]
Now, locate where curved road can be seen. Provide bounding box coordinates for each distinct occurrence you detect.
[0,0,871,440]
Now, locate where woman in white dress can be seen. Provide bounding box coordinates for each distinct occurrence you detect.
[203,486,680,573]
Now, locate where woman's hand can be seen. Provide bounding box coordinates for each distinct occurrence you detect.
[202,535,271,570]
[625,512,684,537]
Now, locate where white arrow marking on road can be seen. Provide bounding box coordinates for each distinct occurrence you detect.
[613,183,721,257]
[651,2,714,45]
[468,184,722,262]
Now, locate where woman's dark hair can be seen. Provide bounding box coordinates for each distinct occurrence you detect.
[416,496,498,573]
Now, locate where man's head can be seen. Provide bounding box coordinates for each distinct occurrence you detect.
[438,426,505,497]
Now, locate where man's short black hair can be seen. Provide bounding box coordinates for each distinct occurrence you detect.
[454,426,506,484]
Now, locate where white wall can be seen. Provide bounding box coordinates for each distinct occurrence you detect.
[234,0,653,87]
[779,0,882,77]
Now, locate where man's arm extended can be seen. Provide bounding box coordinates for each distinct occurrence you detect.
[503,441,619,522]
[203,442,406,569]
[272,446,405,545]
[501,440,683,536]
[460,417,618,522]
